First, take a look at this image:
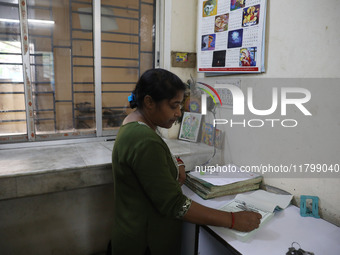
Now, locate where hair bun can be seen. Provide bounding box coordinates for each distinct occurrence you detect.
[129,101,138,109]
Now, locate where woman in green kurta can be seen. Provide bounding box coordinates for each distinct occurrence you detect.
[111,69,262,255]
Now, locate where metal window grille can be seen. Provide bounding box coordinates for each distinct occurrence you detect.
[0,0,156,143]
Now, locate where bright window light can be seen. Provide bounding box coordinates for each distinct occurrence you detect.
[0,18,55,25]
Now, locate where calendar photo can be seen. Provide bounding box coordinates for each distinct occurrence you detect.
[239,47,257,67]
[242,5,260,27]
[214,13,229,32]
[201,34,216,51]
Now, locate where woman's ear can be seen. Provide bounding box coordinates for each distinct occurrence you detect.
[143,95,155,110]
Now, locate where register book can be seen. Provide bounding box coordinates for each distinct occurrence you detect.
[212,190,293,242]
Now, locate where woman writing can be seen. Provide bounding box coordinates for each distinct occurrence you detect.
[111,68,261,255]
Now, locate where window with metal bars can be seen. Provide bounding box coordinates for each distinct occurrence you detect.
[0,0,156,143]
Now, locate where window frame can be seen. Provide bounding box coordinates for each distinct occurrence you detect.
[0,0,166,146]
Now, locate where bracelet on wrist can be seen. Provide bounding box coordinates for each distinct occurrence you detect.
[229,212,235,229]
[176,157,184,165]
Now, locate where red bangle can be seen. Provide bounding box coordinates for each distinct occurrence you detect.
[229,212,235,229]
[176,157,184,164]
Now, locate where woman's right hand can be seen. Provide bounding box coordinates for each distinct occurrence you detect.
[232,211,262,232]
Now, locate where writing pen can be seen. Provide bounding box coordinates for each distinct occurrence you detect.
[242,201,251,211]
[239,201,259,213]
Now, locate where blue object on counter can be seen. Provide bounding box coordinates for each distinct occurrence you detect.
[300,195,320,218]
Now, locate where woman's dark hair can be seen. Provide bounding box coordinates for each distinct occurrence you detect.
[129,68,186,109]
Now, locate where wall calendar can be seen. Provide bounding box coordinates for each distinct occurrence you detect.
[197,0,267,73]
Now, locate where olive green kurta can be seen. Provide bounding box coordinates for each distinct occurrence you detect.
[111,122,189,255]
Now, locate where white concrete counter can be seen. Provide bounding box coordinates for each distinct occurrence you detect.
[0,138,219,200]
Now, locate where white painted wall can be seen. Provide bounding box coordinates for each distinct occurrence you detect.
[168,0,340,226]
[169,0,197,81]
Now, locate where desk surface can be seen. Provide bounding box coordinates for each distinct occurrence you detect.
[182,185,340,255]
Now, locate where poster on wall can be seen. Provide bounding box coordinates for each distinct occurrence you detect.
[197,0,267,73]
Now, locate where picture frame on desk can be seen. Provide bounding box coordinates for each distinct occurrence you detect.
[201,122,224,149]
[178,112,202,142]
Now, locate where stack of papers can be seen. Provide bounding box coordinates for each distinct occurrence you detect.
[185,167,263,199]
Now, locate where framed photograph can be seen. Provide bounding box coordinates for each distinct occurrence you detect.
[178,112,202,142]
[201,122,214,146]
[201,122,224,149]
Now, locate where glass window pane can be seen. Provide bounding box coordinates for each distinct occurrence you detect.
[142,0,154,4]
[140,3,154,52]
[140,52,153,74]
[0,1,27,136]
[26,0,95,135]
[101,0,155,133]
[0,0,155,141]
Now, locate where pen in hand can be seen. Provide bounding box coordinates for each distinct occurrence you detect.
[238,201,259,213]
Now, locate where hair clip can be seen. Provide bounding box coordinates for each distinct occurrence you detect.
[128,92,135,102]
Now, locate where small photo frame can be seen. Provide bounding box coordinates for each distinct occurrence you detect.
[201,122,225,149]
[179,112,202,142]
